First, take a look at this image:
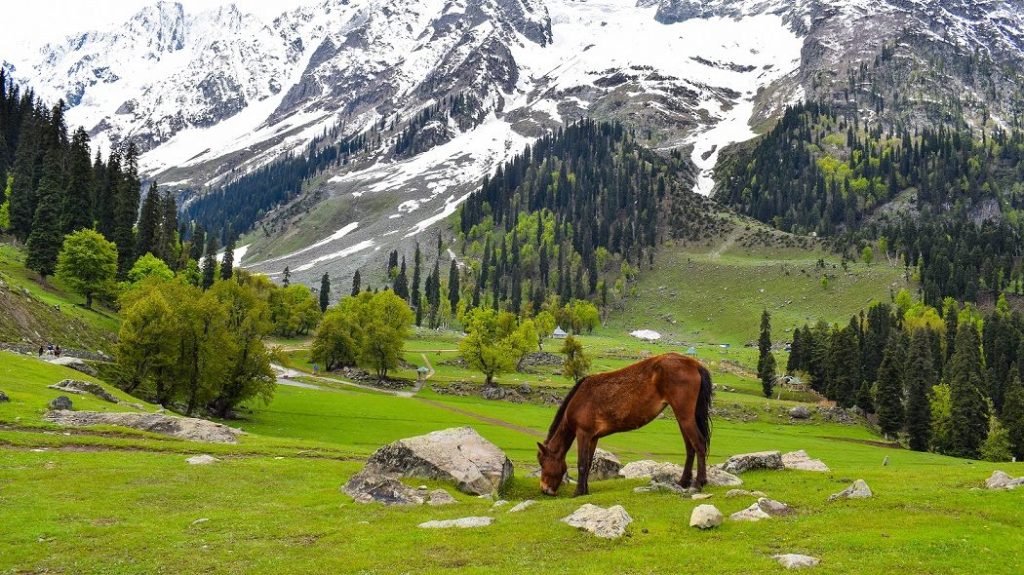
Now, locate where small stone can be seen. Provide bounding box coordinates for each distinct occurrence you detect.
[773,554,820,569]
[730,502,771,522]
[721,451,784,474]
[756,497,795,516]
[692,493,713,500]
[789,406,811,420]
[186,455,219,465]
[508,500,536,513]
[491,499,509,508]
[561,504,633,538]
[882,456,890,466]
[191,518,209,526]
[48,396,73,411]
[689,504,723,529]
[634,480,694,495]
[0,390,9,403]
[828,479,873,501]
[418,516,493,529]
[750,491,768,498]
[427,489,457,506]
[725,489,752,498]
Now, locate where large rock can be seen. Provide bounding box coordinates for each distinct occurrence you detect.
[590,448,622,480]
[789,406,811,420]
[419,516,492,529]
[561,504,633,539]
[347,427,513,496]
[44,411,242,443]
[774,554,821,569]
[49,356,97,377]
[48,396,73,410]
[619,460,683,480]
[721,451,784,474]
[782,450,830,473]
[343,474,424,505]
[985,470,1024,490]
[689,504,723,529]
[48,380,118,403]
[828,479,873,501]
[707,466,744,486]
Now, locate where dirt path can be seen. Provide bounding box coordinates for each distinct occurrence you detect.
[414,398,544,438]
[272,364,416,398]
[420,353,436,380]
[709,227,743,260]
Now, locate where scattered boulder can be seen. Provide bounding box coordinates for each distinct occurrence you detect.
[186,455,219,465]
[773,554,820,569]
[43,411,242,443]
[491,499,509,508]
[750,491,768,498]
[346,427,513,496]
[48,380,118,403]
[508,500,536,513]
[788,406,811,420]
[48,396,73,411]
[427,489,457,506]
[517,383,533,395]
[418,517,492,529]
[590,448,623,480]
[634,479,694,495]
[49,356,97,377]
[562,504,633,539]
[828,479,873,501]
[730,502,771,522]
[689,504,723,529]
[726,489,752,498]
[985,470,1024,490]
[619,460,684,480]
[721,451,784,474]
[782,450,830,472]
[344,474,424,505]
[0,390,9,403]
[755,497,795,516]
[707,466,744,486]
[692,493,713,500]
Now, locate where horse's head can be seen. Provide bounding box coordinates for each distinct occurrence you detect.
[536,442,567,496]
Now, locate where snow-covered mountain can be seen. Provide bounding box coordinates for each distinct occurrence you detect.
[7,0,1024,285]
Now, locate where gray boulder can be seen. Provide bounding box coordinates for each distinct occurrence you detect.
[590,448,622,480]
[0,390,9,402]
[561,504,633,539]
[633,479,695,495]
[419,516,492,529]
[619,460,683,480]
[508,500,536,513]
[828,479,873,501]
[774,554,820,569]
[707,466,744,486]
[186,455,219,465]
[44,411,242,443]
[48,380,118,403]
[756,497,795,516]
[347,427,513,496]
[726,489,752,498]
[49,356,97,377]
[730,502,771,522]
[689,504,723,529]
[782,450,830,472]
[343,474,424,505]
[985,470,1024,490]
[48,396,73,410]
[427,489,457,506]
[789,406,811,420]
[721,451,784,474]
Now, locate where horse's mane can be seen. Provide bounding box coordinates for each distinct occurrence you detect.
[546,377,587,441]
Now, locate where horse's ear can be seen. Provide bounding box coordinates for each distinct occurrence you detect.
[536,442,548,455]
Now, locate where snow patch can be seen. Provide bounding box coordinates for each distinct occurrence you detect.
[630,330,662,342]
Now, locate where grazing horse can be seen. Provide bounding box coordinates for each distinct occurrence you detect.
[537,353,712,497]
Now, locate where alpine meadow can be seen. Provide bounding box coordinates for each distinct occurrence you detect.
[3,1,1024,574]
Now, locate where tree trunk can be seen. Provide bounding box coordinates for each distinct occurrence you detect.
[85,291,93,309]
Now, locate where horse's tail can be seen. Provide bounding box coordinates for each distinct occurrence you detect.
[696,364,713,451]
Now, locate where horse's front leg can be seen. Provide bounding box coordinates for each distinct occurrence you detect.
[574,433,596,497]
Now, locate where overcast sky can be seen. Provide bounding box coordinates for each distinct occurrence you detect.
[0,1,304,58]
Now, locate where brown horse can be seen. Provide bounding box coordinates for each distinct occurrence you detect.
[537,352,712,496]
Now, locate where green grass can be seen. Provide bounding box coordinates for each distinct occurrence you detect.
[2,350,1023,574]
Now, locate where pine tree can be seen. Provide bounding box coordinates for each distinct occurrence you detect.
[201,233,219,290]
[189,224,206,262]
[760,352,777,398]
[25,149,64,280]
[827,325,862,408]
[448,259,460,312]
[1002,367,1024,461]
[61,127,93,234]
[904,329,935,452]
[8,109,41,242]
[319,273,331,312]
[158,190,179,267]
[113,143,141,277]
[947,322,990,458]
[875,332,907,438]
[787,329,803,374]
[411,243,422,326]
[351,270,361,296]
[394,257,409,301]
[135,182,161,259]
[757,309,772,381]
[282,266,291,287]
[220,234,235,280]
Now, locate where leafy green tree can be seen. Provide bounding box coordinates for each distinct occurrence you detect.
[311,304,363,371]
[116,286,177,394]
[561,335,591,383]
[981,417,1014,462]
[930,383,954,453]
[127,253,174,284]
[875,332,907,437]
[862,245,873,265]
[269,284,322,337]
[459,308,533,385]
[55,229,118,309]
[207,280,275,417]
[359,290,414,379]
[947,322,989,458]
[534,311,556,350]
[905,329,936,451]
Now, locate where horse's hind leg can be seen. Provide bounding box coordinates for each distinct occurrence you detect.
[679,418,708,490]
[574,431,597,497]
[678,426,695,488]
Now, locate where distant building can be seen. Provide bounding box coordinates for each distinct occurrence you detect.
[686,347,698,356]
[552,326,568,339]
